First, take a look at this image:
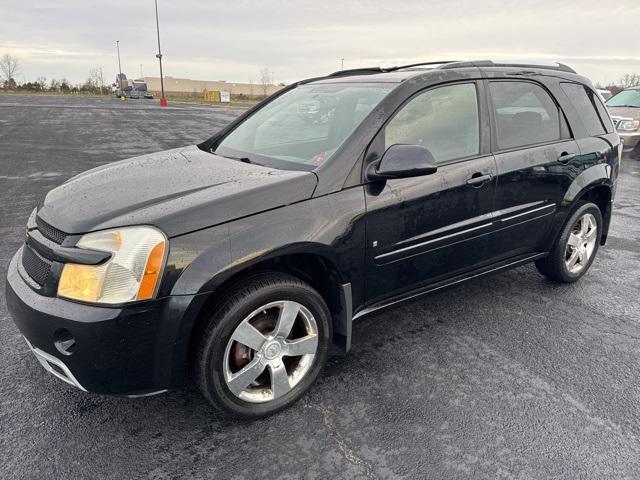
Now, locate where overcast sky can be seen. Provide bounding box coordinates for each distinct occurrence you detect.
[1,0,639,87]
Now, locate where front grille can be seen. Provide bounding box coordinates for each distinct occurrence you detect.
[21,245,52,286]
[36,216,68,244]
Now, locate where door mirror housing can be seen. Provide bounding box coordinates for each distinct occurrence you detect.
[366,144,437,181]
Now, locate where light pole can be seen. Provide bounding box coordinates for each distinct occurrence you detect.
[154,0,167,106]
[341,58,344,71]
[140,64,143,78]
[116,40,123,93]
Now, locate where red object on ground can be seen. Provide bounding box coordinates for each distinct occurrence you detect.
[160,98,168,107]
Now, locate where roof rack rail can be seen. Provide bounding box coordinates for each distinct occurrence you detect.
[385,61,458,72]
[439,60,576,74]
[327,67,387,78]
[327,61,458,78]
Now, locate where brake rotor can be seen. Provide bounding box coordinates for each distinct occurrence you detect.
[231,311,276,368]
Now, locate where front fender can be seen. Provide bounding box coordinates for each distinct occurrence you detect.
[164,187,366,300]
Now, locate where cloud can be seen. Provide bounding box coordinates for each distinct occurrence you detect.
[1,0,639,85]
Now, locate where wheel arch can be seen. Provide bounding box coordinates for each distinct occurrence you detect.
[181,247,354,379]
[561,164,614,245]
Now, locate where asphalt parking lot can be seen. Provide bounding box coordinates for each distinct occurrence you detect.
[1,94,640,479]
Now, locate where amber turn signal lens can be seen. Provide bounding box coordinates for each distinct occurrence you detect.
[136,241,166,300]
[58,263,105,303]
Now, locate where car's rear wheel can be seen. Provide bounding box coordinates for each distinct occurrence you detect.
[193,272,331,418]
[535,202,602,283]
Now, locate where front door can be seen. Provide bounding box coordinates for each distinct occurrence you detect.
[364,81,497,303]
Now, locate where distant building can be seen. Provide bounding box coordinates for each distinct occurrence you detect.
[143,76,282,96]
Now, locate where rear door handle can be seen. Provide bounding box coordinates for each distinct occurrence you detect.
[466,173,492,186]
[558,152,576,164]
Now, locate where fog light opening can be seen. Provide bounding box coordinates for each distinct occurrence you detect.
[54,329,76,356]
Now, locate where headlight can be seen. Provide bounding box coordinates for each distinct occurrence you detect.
[58,226,167,304]
[618,119,640,132]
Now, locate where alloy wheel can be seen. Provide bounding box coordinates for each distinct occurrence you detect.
[564,212,597,274]
[223,300,318,403]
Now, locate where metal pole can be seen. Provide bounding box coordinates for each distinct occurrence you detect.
[154,0,166,105]
[117,41,123,92]
[140,64,143,78]
[341,58,344,71]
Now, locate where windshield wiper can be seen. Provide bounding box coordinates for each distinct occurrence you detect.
[217,153,263,166]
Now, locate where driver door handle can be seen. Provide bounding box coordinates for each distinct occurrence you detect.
[558,152,577,164]
[466,173,492,186]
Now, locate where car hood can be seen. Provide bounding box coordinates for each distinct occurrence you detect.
[607,106,640,120]
[37,145,318,237]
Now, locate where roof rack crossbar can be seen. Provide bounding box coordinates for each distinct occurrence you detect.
[439,60,576,74]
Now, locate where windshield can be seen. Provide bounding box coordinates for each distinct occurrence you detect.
[214,83,393,171]
[606,89,640,108]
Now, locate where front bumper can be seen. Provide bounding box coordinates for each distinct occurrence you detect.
[619,131,640,153]
[6,249,202,396]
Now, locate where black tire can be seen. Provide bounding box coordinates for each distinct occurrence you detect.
[535,202,602,283]
[193,272,332,419]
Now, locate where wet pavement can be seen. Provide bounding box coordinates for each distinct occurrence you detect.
[1,95,640,479]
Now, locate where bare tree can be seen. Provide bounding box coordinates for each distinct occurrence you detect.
[0,53,20,82]
[88,68,105,94]
[36,76,47,91]
[619,73,640,89]
[259,67,272,96]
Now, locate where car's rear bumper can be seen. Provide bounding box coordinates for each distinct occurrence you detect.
[5,249,204,396]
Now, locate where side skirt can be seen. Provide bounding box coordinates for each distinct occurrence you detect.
[352,252,547,322]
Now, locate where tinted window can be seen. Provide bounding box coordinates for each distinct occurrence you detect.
[561,83,608,136]
[490,81,561,150]
[592,92,614,133]
[384,83,479,163]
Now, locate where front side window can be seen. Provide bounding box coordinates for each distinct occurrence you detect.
[215,83,393,171]
[384,83,480,163]
[490,81,561,150]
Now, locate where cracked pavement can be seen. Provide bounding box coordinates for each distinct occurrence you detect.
[1,95,640,479]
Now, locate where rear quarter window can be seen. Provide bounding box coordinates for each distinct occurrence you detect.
[560,83,612,136]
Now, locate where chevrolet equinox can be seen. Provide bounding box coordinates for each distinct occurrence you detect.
[6,60,620,418]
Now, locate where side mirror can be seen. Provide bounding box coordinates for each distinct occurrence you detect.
[366,144,437,181]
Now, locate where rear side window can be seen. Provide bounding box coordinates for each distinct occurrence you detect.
[489,81,561,150]
[384,83,480,163]
[561,83,611,135]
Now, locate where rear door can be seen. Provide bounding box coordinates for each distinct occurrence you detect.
[363,81,498,303]
[486,79,580,259]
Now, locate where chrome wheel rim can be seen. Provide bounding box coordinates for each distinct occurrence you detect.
[564,213,597,274]
[223,301,318,404]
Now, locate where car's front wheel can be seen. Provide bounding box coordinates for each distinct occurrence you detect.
[193,272,331,418]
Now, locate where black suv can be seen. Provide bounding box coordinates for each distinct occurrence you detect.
[6,60,620,418]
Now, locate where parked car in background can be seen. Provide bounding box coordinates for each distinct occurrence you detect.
[128,90,140,99]
[597,89,612,101]
[6,60,620,419]
[607,86,640,159]
[144,91,154,99]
